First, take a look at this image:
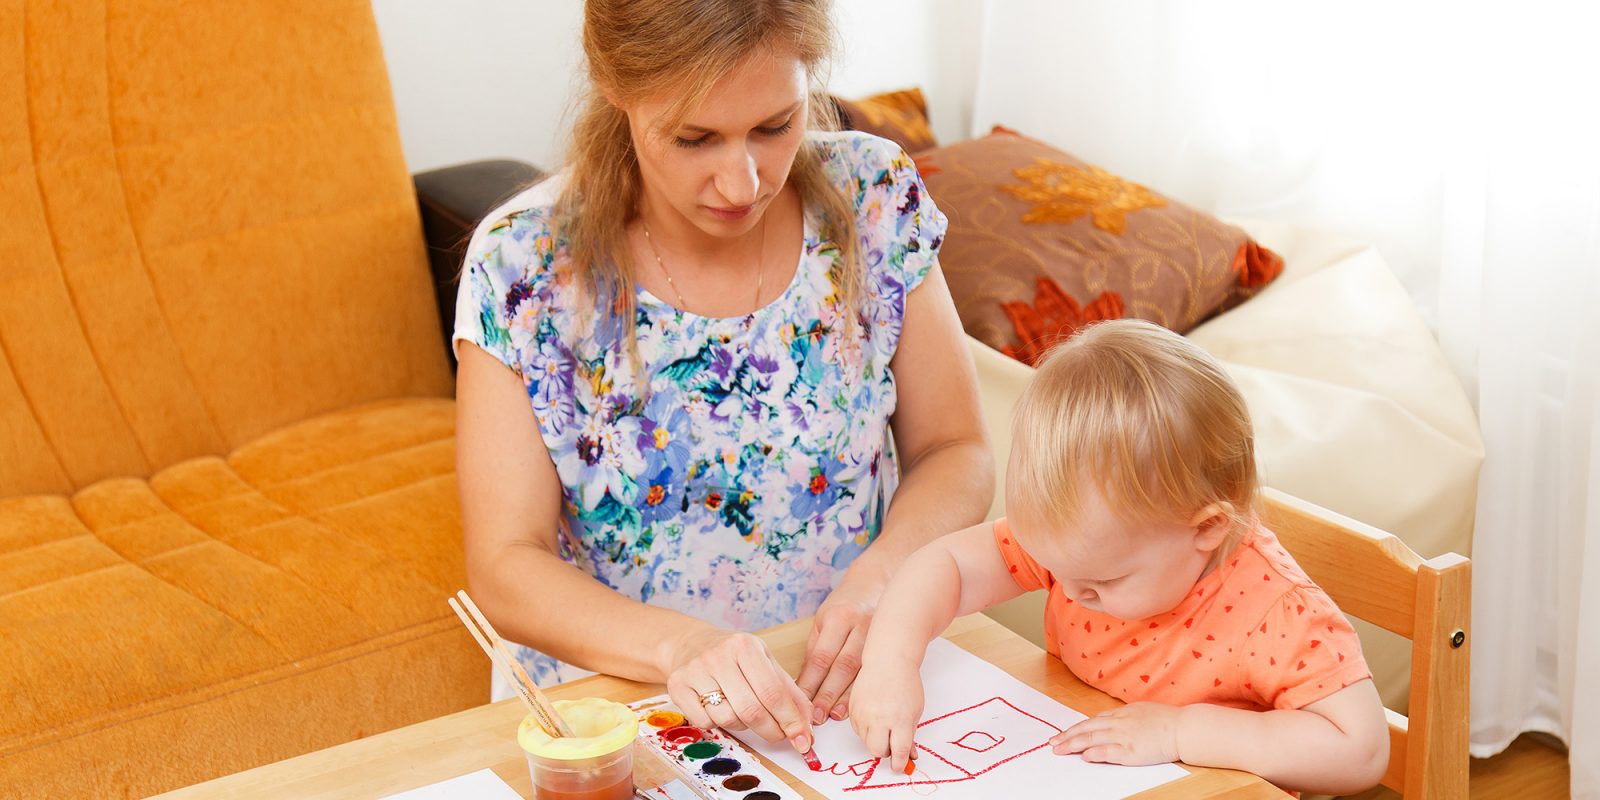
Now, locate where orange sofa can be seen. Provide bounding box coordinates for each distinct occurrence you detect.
[0,2,519,796]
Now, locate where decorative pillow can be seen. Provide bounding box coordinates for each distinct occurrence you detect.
[916,126,1284,365]
[832,87,938,155]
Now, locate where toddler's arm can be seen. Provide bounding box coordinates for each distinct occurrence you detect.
[1179,679,1388,794]
[850,522,1025,771]
[1055,678,1389,795]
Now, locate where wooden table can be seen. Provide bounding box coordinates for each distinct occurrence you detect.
[156,614,1289,799]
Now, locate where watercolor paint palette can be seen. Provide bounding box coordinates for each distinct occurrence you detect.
[630,695,801,800]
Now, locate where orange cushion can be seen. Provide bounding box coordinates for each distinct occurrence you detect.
[832,87,939,155]
[0,399,486,798]
[916,127,1284,365]
[0,0,452,498]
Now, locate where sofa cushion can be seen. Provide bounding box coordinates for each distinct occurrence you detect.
[832,87,939,155]
[0,398,485,798]
[0,0,452,499]
[916,127,1284,363]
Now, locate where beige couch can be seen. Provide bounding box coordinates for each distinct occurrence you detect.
[974,218,1484,708]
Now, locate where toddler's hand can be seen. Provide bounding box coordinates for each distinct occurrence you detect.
[1051,702,1184,766]
[847,657,923,774]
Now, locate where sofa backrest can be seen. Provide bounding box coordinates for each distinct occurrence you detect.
[0,1,452,498]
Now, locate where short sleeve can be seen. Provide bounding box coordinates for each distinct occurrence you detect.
[1240,586,1373,710]
[992,518,1055,593]
[452,210,552,377]
[862,137,947,294]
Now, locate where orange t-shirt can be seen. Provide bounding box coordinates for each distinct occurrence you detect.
[993,518,1371,711]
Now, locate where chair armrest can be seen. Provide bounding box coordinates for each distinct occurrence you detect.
[413,159,545,368]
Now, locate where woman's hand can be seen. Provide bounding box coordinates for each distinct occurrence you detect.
[797,571,885,724]
[848,655,924,774]
[664,625,816,754]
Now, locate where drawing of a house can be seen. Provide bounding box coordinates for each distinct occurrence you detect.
[841,697,1064,792]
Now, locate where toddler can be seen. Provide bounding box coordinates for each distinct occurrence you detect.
[850,320,1388,795]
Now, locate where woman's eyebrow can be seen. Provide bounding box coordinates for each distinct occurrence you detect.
[681,102,803,134]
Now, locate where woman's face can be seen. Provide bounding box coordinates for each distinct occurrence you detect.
[623,47,809,239]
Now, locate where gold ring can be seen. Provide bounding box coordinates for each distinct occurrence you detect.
[698,690,727,707]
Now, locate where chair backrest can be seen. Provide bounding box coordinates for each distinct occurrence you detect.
[1262,488,1470,799]
[0,0,452,499]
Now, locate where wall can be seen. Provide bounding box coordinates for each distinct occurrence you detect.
[966,0,1472,320]
[373,0,986,174]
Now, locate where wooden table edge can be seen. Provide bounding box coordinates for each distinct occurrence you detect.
[152,614,1289,799]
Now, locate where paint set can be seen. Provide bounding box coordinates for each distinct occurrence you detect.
[630,695,801,800]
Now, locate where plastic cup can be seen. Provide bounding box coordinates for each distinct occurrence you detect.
[517,697,636,800]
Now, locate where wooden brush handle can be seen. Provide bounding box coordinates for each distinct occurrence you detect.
[455,590,575,737]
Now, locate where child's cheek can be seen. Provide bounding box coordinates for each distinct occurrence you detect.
[1105,592,1153,621]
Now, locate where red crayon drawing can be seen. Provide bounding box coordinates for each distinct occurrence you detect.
[813,697,1062,792]
[952,731,1004,753]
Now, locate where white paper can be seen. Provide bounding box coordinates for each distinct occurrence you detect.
[379,768,523,800]
[735,638,1188,799]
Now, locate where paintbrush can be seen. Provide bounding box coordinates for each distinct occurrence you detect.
[448,590,574,738]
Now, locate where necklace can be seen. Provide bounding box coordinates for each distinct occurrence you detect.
[640,213,767,315]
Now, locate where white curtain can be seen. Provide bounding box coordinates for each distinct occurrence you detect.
[966,1,1600,795]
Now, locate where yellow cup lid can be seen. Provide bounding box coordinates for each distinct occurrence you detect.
[518,698,636,760]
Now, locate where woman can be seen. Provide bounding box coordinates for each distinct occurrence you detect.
[453,0,992,756]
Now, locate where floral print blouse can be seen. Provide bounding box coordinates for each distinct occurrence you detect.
[454,131,946,694]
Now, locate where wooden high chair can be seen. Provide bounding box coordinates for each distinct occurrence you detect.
[1262,488,1471,799]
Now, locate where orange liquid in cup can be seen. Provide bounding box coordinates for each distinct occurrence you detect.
[533,772,634,800]
[520,698,636,800]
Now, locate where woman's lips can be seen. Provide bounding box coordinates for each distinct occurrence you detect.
[706,203,754,221]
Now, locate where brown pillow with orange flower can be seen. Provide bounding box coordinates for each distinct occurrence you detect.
[916,126,1283,365]
[832,87,939,155]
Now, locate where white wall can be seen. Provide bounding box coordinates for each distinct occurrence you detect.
[965,0,1483,318]
[373,0,585,173]
[373,0,985,173]
[827,0,986,153]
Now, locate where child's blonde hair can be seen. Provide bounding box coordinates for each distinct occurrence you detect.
[1008,320,1259,534]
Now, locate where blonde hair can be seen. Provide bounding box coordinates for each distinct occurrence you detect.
[1008,320,1259,535]
[557,0,863,354]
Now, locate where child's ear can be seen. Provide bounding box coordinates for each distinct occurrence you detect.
[1187,502,1236,552]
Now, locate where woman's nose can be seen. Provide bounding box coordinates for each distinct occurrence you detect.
[713,144,759,206]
